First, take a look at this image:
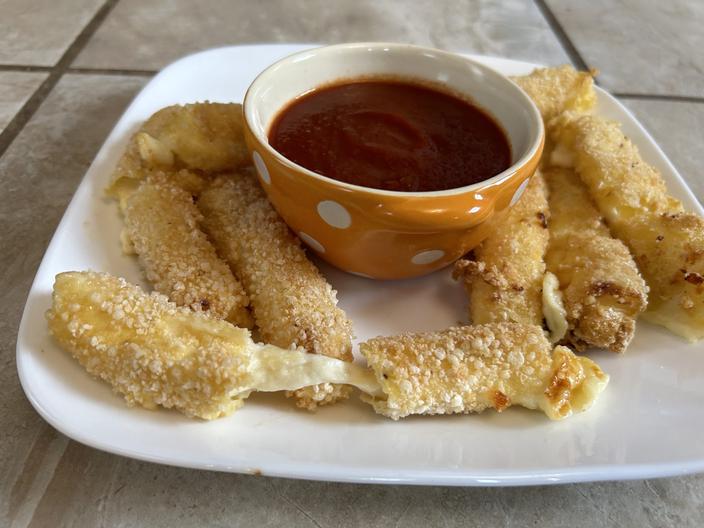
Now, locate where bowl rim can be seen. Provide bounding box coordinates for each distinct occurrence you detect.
[243,42,544,198]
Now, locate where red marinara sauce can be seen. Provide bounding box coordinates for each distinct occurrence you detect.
[268,80,511,193]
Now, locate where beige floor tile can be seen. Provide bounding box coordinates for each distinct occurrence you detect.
[0,73,147,527]
[74,0,570,70]
[16,443,704,527]
[622,98,704,202]
[0,71,46,131]
[545,0,704,96]
[0,0,103,66]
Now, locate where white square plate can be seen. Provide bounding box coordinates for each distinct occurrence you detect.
[17,44,704,486]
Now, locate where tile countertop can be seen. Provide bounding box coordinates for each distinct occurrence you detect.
[1,1,702,526]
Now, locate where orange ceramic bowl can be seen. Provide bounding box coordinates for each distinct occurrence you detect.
[243,43,544,279]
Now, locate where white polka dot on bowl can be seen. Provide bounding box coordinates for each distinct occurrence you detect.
[298,232,325,253]
[252,151,270,185]
[317,200,351,229]
[509,178,530,206]
[411,249,445,265]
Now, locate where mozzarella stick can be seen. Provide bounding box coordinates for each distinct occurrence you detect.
[123,177,252,328]
[550,113,683,220]
[46,272,380,420]
[453,173,549,326]
[108,102,248,200]
[551,113,704,341]
[139,102,250,173]
[198,173,355,409]
[360,323,609,420]
[544,168,648,352]
[621,212,704,341]
[512,65,597,122]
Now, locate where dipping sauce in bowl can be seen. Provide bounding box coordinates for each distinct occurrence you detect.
[268,80,511,192]
[243,42,544,278]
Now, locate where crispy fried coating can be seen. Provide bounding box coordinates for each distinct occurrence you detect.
[46,272,381,420]
[46,271,255,419]
[108,102,249,199]
[544,168,648,352]
[198,172,354,409]
[123,177,252,328]
[140,103,250,173]
[109,165,209,212]
[360,323,609,420]
[512,65,596,122]
[624,212,704,341]
[550,113,704,341]
[550,113,683,221]
[453,173,549,326]
[109,128,208,197]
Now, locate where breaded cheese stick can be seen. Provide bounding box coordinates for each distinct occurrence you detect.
[551,113,704,341]
[360,323,609,420]
[621,212,704,341]
[550,113,683,220]
[123,177,252,328]
[139,103,250,173]
[107,102,248,199]
[453,173,549,325]
[46,272,380,420]
[198,172,355,409]
[544,168,648,352]
[512,65,597,122]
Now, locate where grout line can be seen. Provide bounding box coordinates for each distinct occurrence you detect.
[533,0,591,73]
[0,65,53,73]
[67,67,156,77]
[612,93,704,104]
[0,0,119,160]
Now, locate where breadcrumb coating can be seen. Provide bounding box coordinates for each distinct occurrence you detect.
[123,177,252,328]
[551,113,704,341]
[46,272,381,420]
[140,103,250,173]
[46,271,255,419]
[544,167,648,352]
[108,128,203,198]
[108,102,249,199]
[626,212,704,341]
[360,323,609,420]
[550,113,683,221]
[198,172,354,409]
[512,65,596,122]
[453,173,549,326]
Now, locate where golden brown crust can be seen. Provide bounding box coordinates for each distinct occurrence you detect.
[107,102,249,200]
[139,103,250,173]
[626,212,704,341]
[550,113,704,341]
[360,323,608,420]
[453,173,549,326]
[198,172,354,409]
[123,177,252,327]
[512,65,597,122]
[46,271,255,420]
[550,113,683,221]
[544,168,648,352]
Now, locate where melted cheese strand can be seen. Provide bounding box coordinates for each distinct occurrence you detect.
[198,172,354,410]
[46,271,379,420]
